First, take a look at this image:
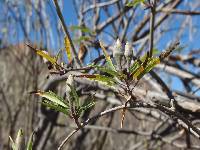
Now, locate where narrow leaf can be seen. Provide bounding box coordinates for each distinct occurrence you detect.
[26,132,34,150]
[64,36,72,61]
[126,0,145,7]
[81,94,95,111]
[66,84,80,108]
[33,91,68,108]
[99,41,116,71]
[26,44,56,65]
[42,100,69,115]
[77,95,95,116]
[129,60,140,73]
[15,129,24,150]
[137,57,160,80]
[92,65,119,77]
[76,74,116,86]
[92,74,116,85]
[36,50,57,64]
[71,25,94,34]
[132,66,144,79]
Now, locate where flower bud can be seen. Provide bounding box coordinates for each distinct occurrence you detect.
[42,51,49,63]
[66,74,74,94]
[125,41,133,72]
[124,41,133,57]
[113,39,123,57]
[113,39,123,70]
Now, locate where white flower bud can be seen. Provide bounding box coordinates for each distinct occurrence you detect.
[66,75,74,94]
[125,41,133,72]
[113,39,123,70]
[124,41,133,57]
[113,39,123,57]
[42,51,49,63]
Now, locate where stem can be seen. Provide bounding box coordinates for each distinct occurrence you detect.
[53,0,82,67]
[58,105,126,149]
[57,101,200,149]
[149,1,156,57]
[57,129,78,150]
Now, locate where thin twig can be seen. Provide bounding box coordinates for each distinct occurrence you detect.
[57,129,78,150]
[52,0,82,67]
[58,101,200,149]
[159,9,200,15]
[149,0,156,57]
[58,105,126,149]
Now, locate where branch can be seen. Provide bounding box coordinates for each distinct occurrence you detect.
[149,1,156,57]
[159,9,200,15]
[57,100,200,149]
[52,0,82,67]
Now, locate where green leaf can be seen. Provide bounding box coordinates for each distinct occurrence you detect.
[26,44,57,65]
[34,91,68,108]
[126,0,145,7]
[74,36,91,43]
[129,60,140,73]
[153,48,160,55]
[71,25,94,34]
[55,48,63,62]
[91,64,121,77]
[67,84,80,108]
[42,100,69,115]
[99,41,116,72]
[137,57,160,80]
[77,74,116,86]
[77,95,95,116]
[15,129,23,150]
[132,65,144,79]
[26,132,34,150]
[92,74,116,85]
[81,101,95,111]
[37,50,57,65]
[145,57,160,73]
[64,36,72,61]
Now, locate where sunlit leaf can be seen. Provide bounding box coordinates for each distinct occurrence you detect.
[145,57,160,73]
[42,100,69,115]
[99,41,116,71]
[129,60,140,73]
[64,36,72,61]
[77,74,116,86]
[132,66,144,79]
[27,44,57,65]
[126,0,145,7]
[36,50,57,65]
[92,74,116,85]
[153,48,160,55]
[91,64,120,77]
[71,25,94,34]
[15,129,23,150]
[137,57,160,80]
[33,91,68,108]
